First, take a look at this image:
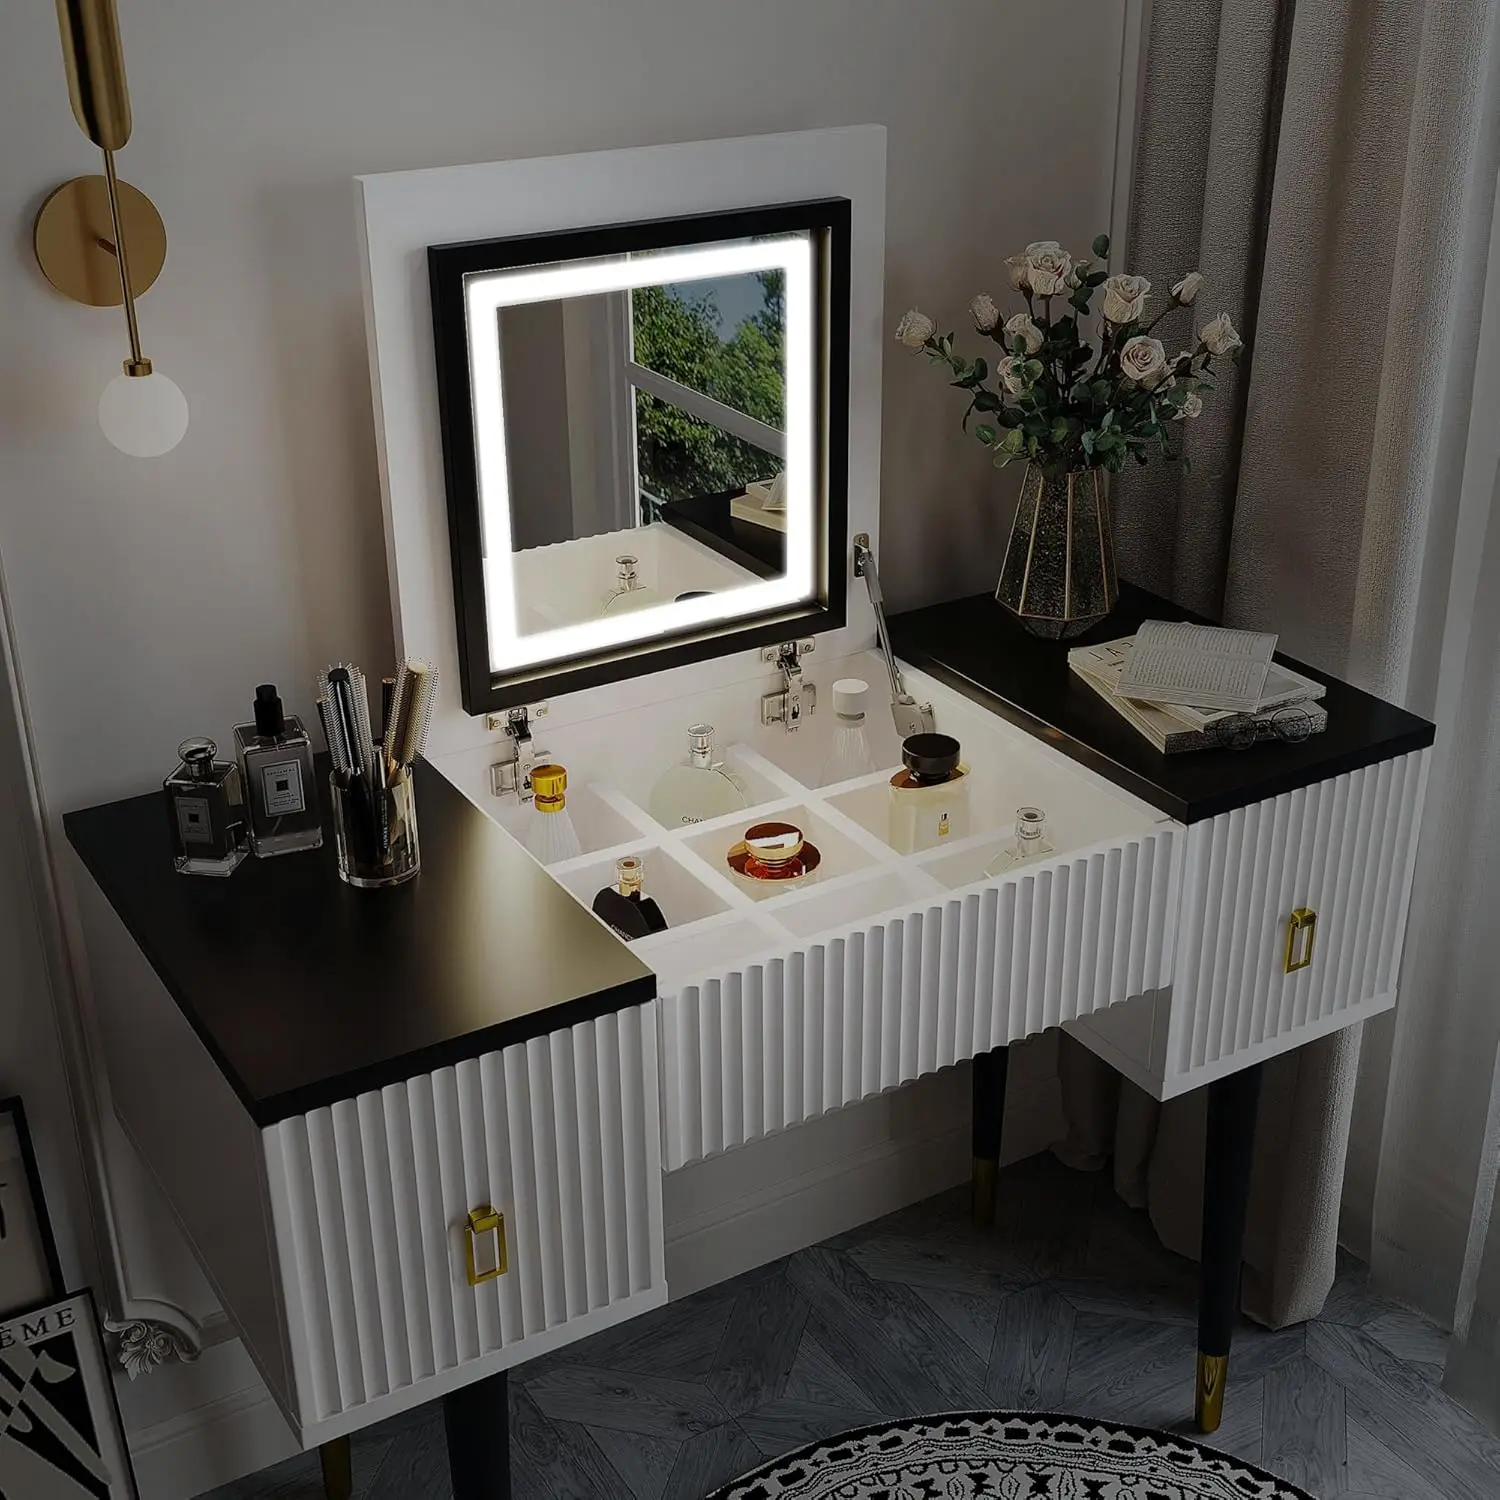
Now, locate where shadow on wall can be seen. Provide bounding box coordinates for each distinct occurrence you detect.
[257,179,396,675]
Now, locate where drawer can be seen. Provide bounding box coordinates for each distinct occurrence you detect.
[1069,748,1428,1099]
[261,1003,665,1433]
[659,826,1179,1169]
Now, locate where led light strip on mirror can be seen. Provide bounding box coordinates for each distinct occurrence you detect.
[463,235,817,675]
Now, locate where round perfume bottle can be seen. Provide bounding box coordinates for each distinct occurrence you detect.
[740,822,808,880]
[525,764,584,863]
[648,724,748,827]
[818,678,878,784]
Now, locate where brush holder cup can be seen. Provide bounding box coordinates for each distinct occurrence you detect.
[330,769,420,889]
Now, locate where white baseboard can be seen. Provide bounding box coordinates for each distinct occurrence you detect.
[130,1385,298,1500]
[121,1339,298,1500]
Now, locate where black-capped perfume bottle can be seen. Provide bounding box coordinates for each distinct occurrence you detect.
[233,685,322,857]
[164,738,248,876]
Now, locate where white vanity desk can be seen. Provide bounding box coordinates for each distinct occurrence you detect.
[63,127,1433,1499]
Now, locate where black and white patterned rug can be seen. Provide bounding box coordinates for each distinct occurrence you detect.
[706,1412,1316,1499]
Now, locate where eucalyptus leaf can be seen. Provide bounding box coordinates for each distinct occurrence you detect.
[1092,233,1110,258]
[975,423,997,445]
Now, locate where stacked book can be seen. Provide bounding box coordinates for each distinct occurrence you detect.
[1069,620,1328,754]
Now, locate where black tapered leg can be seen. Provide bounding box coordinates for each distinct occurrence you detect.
[1196,1063,1263,1433]
[444,1368,511,1499]
[318,1437,352,1500]
[972,1045,1010,1227]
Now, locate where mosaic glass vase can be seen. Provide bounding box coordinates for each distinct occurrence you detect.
[995,464,1119,640]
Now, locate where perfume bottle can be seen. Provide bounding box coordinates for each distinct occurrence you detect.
[648,724,748,827]
[592,855,669,940]
[741,822,808,880]
[234,685,322,857]
[601,555,659,615]
[164,738,248,876]
[818,678,878,783]
[888,733,971,854]
[524,764,583,863]
[985,807,1055,877]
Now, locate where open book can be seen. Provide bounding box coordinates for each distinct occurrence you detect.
[1116,620,1278,714]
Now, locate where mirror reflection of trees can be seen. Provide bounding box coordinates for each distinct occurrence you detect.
[633,270,786,509]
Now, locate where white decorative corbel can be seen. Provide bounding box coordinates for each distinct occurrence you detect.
[105,1313,201,1378]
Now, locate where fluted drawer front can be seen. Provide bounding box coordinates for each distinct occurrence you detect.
[1168,748,1427,1080]
[661,829,1177,1170]
[263,1004,664,1426]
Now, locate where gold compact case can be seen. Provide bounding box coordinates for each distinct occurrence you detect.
[727,820,822,884]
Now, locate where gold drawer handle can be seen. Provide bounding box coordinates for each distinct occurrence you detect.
[1285,908,1317,974]
[464,1205,508,1286]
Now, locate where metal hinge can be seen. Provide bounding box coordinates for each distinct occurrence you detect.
[760,639,817,732]
[487,703,549,801]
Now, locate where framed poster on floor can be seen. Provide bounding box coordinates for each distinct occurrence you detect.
[0,1289,138,1498]
[0,1097,63,1319]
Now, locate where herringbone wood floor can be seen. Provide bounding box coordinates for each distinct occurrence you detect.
[203,1154,1496,1499]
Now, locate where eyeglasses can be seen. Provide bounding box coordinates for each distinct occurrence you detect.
[1203,706,1317,751]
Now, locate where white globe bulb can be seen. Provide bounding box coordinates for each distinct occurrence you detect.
[98,371,190,458]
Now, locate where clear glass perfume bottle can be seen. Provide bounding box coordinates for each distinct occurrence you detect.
[164,738,248,876]
[592,855,669,940]
[985,806,1055,877]
[601,554,659,615]
[649,724,748,827]
[234,685,322,857]
[524,764,584,863]
[818,678,878,783]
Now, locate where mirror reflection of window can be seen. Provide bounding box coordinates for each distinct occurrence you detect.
[629,270,787,511]
[495,253,797,637]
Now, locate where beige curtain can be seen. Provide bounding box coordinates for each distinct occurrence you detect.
[1061,0,1500,1330]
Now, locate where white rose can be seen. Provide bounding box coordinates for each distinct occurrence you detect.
[1023,240,1072,297]
[1119,335,1167,387]
[996,354,1031,396]
[1176,391,1204,420]
[1101,273,1150,324]
[1004,254,1030,291]
[1200,312,1242,356]
[1172,271,1204,306]
[895,309,936,348]
[1003,312,1044,355]
[970,294,1000,332]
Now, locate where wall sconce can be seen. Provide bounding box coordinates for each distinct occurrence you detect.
[33,0,188,457]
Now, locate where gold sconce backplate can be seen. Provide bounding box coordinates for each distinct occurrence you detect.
[34,174,165,307]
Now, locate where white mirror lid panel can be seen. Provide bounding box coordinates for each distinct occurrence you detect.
[358,126,887,760]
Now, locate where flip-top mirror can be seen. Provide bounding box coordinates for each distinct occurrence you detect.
[428,199,850,712]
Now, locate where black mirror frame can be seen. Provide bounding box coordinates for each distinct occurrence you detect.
[428,198,851,715]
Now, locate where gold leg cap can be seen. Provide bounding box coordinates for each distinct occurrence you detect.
[971,1155,998,1228]
[320,1436,353,1500]
[1196,1352,1228,1433]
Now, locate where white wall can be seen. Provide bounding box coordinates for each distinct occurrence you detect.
[1,1,1131,1491]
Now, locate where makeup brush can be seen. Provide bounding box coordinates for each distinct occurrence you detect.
[379,677,396,747]
[386,659,438,779]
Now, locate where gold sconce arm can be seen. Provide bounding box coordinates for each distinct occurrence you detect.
[55,0,133,151]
